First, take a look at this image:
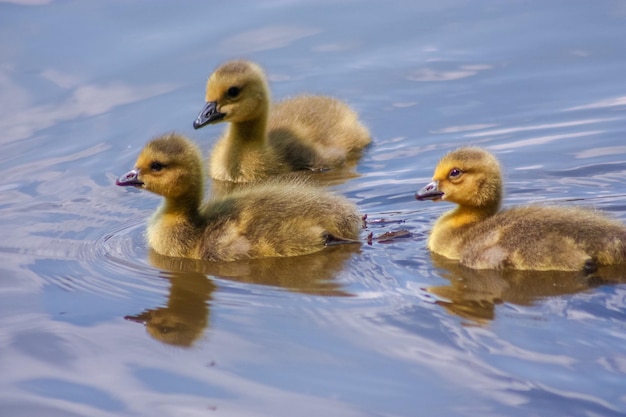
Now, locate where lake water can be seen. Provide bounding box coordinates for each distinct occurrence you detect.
[1,1,626,416]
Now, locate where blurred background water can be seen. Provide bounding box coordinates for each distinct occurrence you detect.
[1,0,626,416]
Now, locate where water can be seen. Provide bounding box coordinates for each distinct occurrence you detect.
[1,1,626,416]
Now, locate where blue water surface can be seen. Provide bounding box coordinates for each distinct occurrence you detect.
[1,1,626,416]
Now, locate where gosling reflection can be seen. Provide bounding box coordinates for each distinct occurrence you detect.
[125,268,214,347]
[428,254,626,324]
[149,244,360,296]
[127,245,359,347]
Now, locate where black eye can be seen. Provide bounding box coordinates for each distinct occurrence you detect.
[150,162,165,172]
[449,168,463,178]
[227,86,240,98]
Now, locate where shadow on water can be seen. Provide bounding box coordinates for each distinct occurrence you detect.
[427,253,626,325]
[126,244,360,347]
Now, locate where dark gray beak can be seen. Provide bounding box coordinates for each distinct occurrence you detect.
[193,101,225,129]
[415,181,444,201]
[116,169,144,187]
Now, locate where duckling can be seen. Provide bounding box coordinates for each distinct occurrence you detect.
[116,133,362,261]
[193,60,371,183]
[416,147,626,271]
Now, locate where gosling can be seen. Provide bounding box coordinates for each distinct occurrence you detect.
[416,147,626,271]
[193,60,371,183]
[117,133,362,261]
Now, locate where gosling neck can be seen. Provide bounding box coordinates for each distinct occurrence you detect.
[229,96,268,136]
[447,201,500,227]
[222,113,273,182]
[161,189,204,220]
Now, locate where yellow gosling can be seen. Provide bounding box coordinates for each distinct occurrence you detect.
[416,147,626,271]
[117,133,362,261]
[193,60,371,183]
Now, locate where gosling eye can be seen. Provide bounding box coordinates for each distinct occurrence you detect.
[150,162,165,172]
[449,168,463,179]
[226,86,240,98]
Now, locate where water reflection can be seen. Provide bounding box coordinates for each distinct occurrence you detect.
[218,25,320,54]
[407,64,492,82]
[0,73,176,144]
[125,268,214,348]
[127,246,359,347]
[207,162,364,197]
[428,254,626,324]
[563,95,626,111]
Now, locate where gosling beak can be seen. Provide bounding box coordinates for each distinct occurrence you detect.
[116,169,144,187]
[415,181,444,201]
[193,101,225,129]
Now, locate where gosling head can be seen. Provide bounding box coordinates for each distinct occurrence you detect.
[193,60,270,129]
[416,147,503,210]
[117,133,204,200]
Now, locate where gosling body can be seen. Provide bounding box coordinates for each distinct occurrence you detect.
[193,60,371,183]
[416,147,626,271]
[117,133,362,261]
